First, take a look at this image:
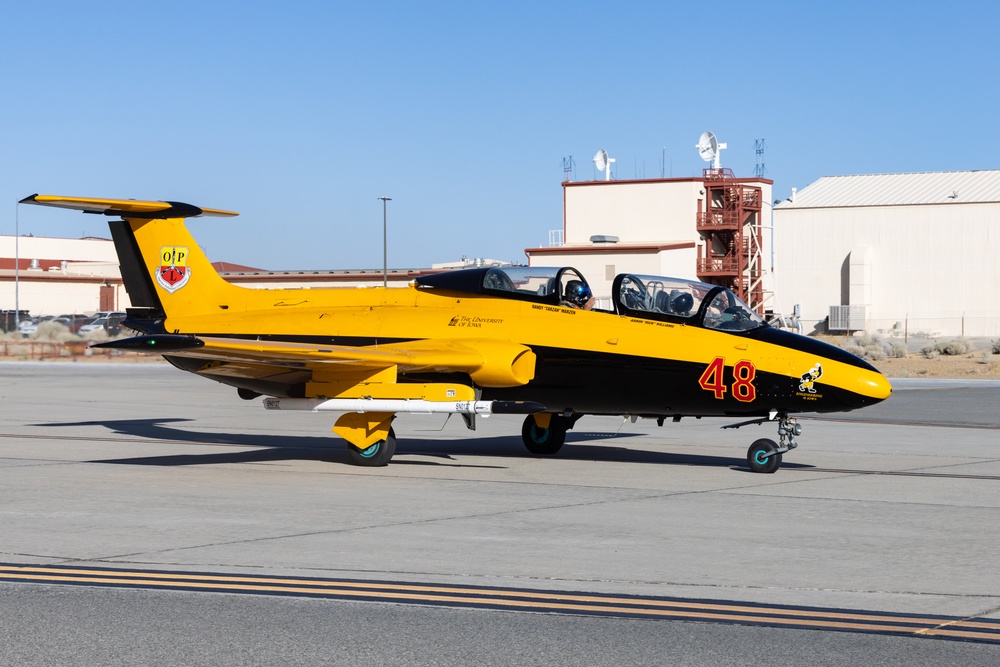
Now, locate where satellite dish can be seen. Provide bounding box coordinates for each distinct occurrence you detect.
[696,132,717,162]
[593,149,608,171]
[592,148,615,181]
[695,131,727,169]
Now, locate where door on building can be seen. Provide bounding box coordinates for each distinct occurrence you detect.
[99,285,116,312]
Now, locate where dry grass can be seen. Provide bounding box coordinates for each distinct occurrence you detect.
[873,353,1000,379]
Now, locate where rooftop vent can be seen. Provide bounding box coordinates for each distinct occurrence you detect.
[590,235,620,244]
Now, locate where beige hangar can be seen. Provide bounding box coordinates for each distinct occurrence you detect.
[772,170,1000,338]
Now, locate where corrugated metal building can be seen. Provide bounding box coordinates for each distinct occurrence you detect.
[772,170,1000,337]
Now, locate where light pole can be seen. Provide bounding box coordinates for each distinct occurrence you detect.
[13,202,20,330]
[378,196,391,288]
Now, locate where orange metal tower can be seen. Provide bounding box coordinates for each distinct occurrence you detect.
[696,168,765,313]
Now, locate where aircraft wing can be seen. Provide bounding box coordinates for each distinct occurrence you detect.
[97,335,536,387]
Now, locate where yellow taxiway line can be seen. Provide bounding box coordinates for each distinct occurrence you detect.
[1,563,997,643]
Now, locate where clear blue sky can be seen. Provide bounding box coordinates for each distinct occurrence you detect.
[3,1,998,270]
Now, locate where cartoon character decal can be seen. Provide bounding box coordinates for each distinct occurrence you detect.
[798,363,823,394]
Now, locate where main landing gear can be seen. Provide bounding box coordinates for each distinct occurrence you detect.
[521,414,581,456]
[521,414,566,455]
[725,414,801,474]
[347,428,397,467]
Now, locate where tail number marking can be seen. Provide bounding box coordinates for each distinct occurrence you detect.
[698,357,757,403]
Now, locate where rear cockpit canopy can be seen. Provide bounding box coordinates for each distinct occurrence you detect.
[416,266,590,307]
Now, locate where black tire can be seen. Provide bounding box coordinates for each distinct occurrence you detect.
[747,438,781,474]
[347,428,397,466]
[521,415,567,455]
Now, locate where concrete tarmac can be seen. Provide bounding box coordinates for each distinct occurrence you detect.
[1,362,999,663]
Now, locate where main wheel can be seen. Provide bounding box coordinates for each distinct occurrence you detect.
[747,438,782,474]
[347,428,397,466]
[521,415,567,456]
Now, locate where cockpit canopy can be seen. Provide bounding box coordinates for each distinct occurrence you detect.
[613,273,766,332]
[416,266,589,307]
[416,267,766,332]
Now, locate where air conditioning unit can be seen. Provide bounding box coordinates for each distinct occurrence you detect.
[828,305,867,332]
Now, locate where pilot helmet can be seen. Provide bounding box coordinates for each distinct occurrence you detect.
[673,292,694,313]
[565,280,592,306]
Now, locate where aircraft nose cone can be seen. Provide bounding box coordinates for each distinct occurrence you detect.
[858,371,893,403]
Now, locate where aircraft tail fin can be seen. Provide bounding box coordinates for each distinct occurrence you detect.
[20,195,242,320]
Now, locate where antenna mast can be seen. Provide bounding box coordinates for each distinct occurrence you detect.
[754,138,767,178]
[562,155,575,182]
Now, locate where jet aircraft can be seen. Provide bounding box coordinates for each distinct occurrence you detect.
[21,194,892,472]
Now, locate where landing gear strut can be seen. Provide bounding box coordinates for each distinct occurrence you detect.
[726,414,801,473]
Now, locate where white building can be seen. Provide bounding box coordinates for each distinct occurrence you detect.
[527,173,773,312]
[0,235,127,319]
[772,171,1000,337]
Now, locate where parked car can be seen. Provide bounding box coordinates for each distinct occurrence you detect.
[55,314,94,333]
[18,318,39,338]
[78,318,109,335]
[106,312,128,336]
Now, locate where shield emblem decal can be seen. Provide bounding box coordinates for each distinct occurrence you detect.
[156,246,191,293]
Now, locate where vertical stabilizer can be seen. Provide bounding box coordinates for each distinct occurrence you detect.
[127,216,244,316]
[19,195,242,319]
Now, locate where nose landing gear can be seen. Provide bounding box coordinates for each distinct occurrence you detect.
[725,414,802,473]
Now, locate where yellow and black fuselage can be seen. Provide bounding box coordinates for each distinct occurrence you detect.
[20,195,891,429]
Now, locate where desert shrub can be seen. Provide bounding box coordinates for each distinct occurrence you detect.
[920,345,939,359]
[945,338,972,355]
[31,321,76,342]
[81,329,109,342]
[862,345,887,361]
[992,339,1000,354]
[854,333,880,348]
[936,338,973,356]
[842,344,865,358]
[887,341,908,358]
[840,333,899,361]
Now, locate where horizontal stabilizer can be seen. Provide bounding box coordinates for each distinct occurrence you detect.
[92,335,205,352]
[19,194,238,219]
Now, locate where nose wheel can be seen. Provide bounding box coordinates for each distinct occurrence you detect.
[728,414,801,473]
[747,439,782,473]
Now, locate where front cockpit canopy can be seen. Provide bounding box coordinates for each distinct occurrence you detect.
[613,273,765,332]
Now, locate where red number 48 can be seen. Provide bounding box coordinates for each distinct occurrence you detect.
[698,357,756,402]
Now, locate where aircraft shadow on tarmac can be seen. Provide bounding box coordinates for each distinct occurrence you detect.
[35,417,813,472]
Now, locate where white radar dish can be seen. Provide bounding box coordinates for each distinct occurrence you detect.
[695,131,727,169]
[592,148,615,181]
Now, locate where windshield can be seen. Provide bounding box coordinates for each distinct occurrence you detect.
[614,273,766,331]
[701,288,766,332]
